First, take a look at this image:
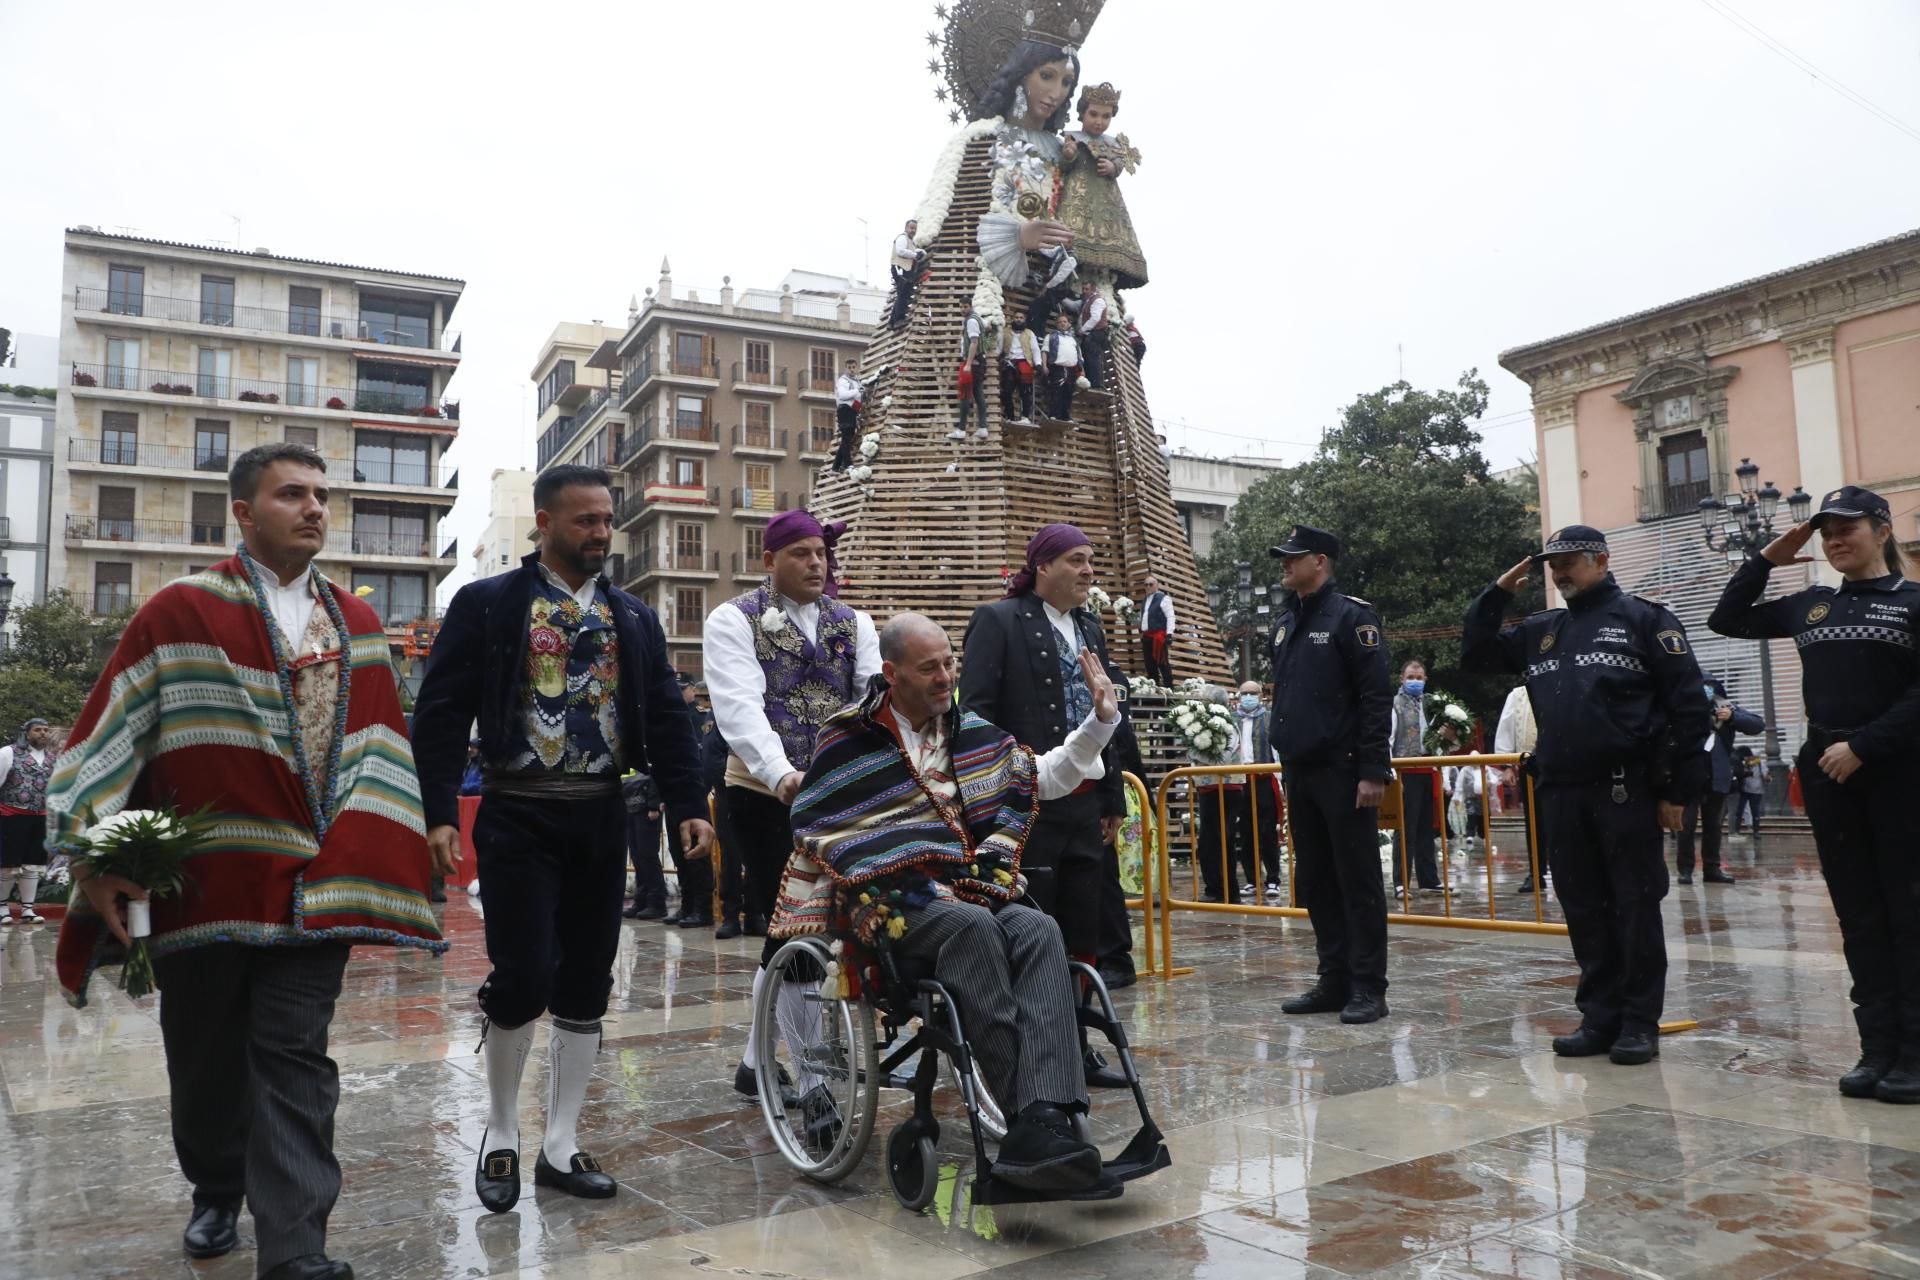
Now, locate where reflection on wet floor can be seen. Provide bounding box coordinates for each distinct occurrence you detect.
[6,829,1920,1278]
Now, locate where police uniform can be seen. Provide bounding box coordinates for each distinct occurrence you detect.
[1708,486,1920,1102]
[1463,525,1711,1064]
[1267,526,1394,1020]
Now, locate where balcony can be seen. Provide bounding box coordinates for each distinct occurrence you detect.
[732,551,767,580]
[666,357,720,383]
[619,355,657,410]
[348,530,460,561]
[1636,474,1725,522]
[535,416,581,471]
[604,552,625,585]
[731,361,789,393]
[643,483,719,509]
[729,487,787,514]
[575,384,622,430]
[638,416,718,449]
[67,439,455,494]
[800,427,838,458]
[656,550,719,575]
[71,364,457,423]
[611,426,646,470]
[731,424,789,455]
[72,287,460,352]
[67,515,231,550]
[799,374,838,398]
[670,614,702,639]
[87,592,147,617]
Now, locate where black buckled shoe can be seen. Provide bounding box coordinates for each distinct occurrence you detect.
[1608,1031,1659,1065]
[1084,1047,1131,1089]
[733,1060,795,1099]
[182,1203,239,1259]
[475,1132,521,1214]
[1552,1027,1617,1058]
[1514,877,1534,894]
[533,1149,617,1198]
[1840,1050,1897,1099]
[992,1104,1102,1192]
[1280,983,1349,1015]
[260,1255,353,1280]
[1875,1053,1920,1105]
[1340,991,1388,1025]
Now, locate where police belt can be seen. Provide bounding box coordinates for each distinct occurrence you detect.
[482,769,623,801]
[1536,760,1651,789]
[1806,723,1862,745]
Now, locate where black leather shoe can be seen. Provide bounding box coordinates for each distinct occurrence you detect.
[1876,1054,1920,1105]
[1280,984,1349,1015]
[534,1149,617,1198]
[182,1203,239,1259]
[1514,877,1534,894]
[678,912,713,929]
[1084,1047,1130,1088]
[1552,1027,1616,1057]
[1340,992,1388,1024]
[475,1131,521,1213]
[1609,1031,1659,1065]
[1702,868,1736,884]
[744,913,769,937]
[993,1104,1101,1192]
[661,906,685,925]
[713,918,743,940]
[1676,873,1693,885]
[1097,964,1137,991]
[631,899,667,921]
[733,1060,794,1098]
[260,1255,353,1280]
[1840,1051,1897,1099]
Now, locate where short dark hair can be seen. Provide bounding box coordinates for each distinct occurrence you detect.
[230,442,326,501]
[534,464,611,510]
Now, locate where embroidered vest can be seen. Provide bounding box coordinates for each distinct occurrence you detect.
[0,746,54,813]
[729,584,860,773]
[1393,692,1426,758]
[511,576,624,773]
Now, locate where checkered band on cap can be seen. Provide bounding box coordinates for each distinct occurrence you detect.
[1538,537,1608,557]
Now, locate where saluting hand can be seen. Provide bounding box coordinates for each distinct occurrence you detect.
[1080,650,1118,722]
[1761,521,1816,567]
[1495,557,1532,593]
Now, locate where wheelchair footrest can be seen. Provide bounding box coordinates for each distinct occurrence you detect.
[973,1172,1126,1205]
[1102,1133,1172,1185]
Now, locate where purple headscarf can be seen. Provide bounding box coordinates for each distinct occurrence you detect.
[765,509,850,597]
[1004,523,1091,597]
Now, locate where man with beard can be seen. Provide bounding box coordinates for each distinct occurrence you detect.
[413,464,714,1212]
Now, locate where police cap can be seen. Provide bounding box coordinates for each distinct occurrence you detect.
[1531,524,1610,564]
[1270,525,1341,559]
[1809,484,1891,530]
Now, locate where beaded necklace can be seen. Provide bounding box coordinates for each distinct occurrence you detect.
[237,546,353,842]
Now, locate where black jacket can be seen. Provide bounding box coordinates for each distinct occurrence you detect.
[959,593,1127,817]
[1462,574,1712,801]
[1699,676,1764,794]
[1709,555,1920,764]
[411,551,706,830]
[1267,581,1393,780]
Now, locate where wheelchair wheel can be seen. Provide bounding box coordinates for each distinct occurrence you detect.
[887,1123,941,1212]
[755,938,879,1184]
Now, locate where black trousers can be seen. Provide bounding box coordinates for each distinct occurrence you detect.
[1393,770,1440,889]
[1080,328,1110,389]
[155,942,351,1274]
[1283,763,1388,994]
[958,356,988,432]
[722,785,793,960]
[713,785,742,920]
[1095,835,1134,978]
[1800,741,1920,1054]
[473,790,627,1027]
[833,404,859,470]
[1539,779,1667,1037]
[889,264,918,327]
[1047,367,1078,421]
[999,363,1035,420]
[627,808,666,905]
[1728,789,1763,834]
[1141,629,1174,687]
[1196,784,1280,901]
[0,811,46,867]
[1675,791,1728,874]
[1022,791,1105,956]
[665,808,713,919]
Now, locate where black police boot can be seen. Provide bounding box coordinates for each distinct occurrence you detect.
[1608,1030,1659,1065]
[1875,1051,1920,1105]
[182,1203,240,1259]
[1340,991,1388,1025]
[1280,982,1349,1015]
[1840,1049,1897,1099]
[1552,1027,1616,1058]
[1676,873,1693,885]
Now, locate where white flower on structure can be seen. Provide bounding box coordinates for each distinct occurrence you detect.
[1087,585,1111,611]
[1444,704,1470,724]
[858,434,880,460]
[1193,731,1214,752]
[1112,595,1134,615]
[88,810,168,841]
[849,464,874,483]
[761,610,788,635]
[881,394,893,410]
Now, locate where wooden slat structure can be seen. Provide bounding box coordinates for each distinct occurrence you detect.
[811,137,1229,683]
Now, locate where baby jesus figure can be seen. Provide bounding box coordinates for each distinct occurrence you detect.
[1057,81,1148,291]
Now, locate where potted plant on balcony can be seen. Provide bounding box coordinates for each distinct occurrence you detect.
[326,395,347,410]
[417,405,442,419]
[238,390,265,402]
[72,370,98,387]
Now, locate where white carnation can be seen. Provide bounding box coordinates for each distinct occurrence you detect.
[761,610,788,635]
[858,435,881,459]
[1112,595,1133,614]
[1193,731,1214,751]
[1444,704,1470,723]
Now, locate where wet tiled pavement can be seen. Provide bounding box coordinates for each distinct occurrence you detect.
[7,826,1920,1278]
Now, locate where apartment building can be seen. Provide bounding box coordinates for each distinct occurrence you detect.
[530,263,882,676]
[54,229,463,677]
[468,468,537,582]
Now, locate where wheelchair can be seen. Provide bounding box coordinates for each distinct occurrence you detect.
[752,930,1171,1211]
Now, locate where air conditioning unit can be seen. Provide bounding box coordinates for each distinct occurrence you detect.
[329,322,345,339]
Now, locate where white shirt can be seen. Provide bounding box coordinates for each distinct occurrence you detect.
[1000,328,1041,365]
[1493,686,1537,755]
[704,596,882,792]
[263,568,317,648]
[1078,294,1108,334]
[890,703,1116,803]
[537,560,601,610]
[835,372,863,407]
[1040,599,1083,660]
[0,745,48,791]
[892,233,919,271]
[1046,331,1081,369]
[1138,590,1176,634]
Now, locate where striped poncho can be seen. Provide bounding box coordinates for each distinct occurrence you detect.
[51,555,446,1004]
[771,682,1037,943]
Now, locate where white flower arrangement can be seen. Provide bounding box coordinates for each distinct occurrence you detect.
[913,117,1003,243]
[1112,595,1135,620]
[1178,676,1210,697]
[761,610,788,635]
[972,258,1006,331]
[1170,697,1238,764]
[881,394,893,410]
[848,464,874,483]
[87,809,181,841]
[1127,674,1165,697]
[1442,704,1471,726]
[858,434,881,461]
[1086,585,1112,612]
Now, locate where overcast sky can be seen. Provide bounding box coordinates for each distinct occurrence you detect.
[3,0,1917,586]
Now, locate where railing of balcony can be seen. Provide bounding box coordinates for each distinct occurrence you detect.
[87,592,147,617]
[731,425,789,453]
[604,553,626,585]
[73,287,460,351]
[67,515,232,548]
[669,357,720,380]
[639,417,717,446]
[0,516,11,541]
[729,487,787,513]
[657,550,719,574]
[535,415,581,470]
[801,426,837,455]
[70,363,456,421]
[615,491,648,527]
[575,384,622,428]
[69,438,454,490]
[611,428,645,470]
[730,361,789,388]
[803,374,836,394]
[1635,473,1726,522]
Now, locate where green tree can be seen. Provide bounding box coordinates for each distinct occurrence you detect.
[1204,372,1544,729]
[0,590,130,728]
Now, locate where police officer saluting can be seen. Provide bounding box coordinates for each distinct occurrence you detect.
[1268,526,1394,1025]
[1708,486,1920,1103]
[1463,525,1710,1066]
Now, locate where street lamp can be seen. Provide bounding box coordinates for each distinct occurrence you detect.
[1699,459,1814,808]
[1207,564,1262,683]
[0,570,14,630]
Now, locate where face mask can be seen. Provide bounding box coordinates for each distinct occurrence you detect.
[1239,695,1261,713]
[1403,680,1425,697]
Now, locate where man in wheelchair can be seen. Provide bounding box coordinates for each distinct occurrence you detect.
[773,613,1123,1193]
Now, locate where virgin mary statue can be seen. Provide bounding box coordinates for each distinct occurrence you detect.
[810,0,1226,684]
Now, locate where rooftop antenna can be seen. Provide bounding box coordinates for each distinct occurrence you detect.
[856,217,870,286]
[229,214,242,249]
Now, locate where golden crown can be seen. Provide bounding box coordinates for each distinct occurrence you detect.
[1078,81,1120,112]
[927,0,1109,124]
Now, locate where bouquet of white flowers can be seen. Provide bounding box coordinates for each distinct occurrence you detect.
[1111,594,1135,622]
[1127,674,1167,697]
[1086,584,1112,613]
[1421,689,1475,754]
[1170,697,1238,764]
[72,806,212,998]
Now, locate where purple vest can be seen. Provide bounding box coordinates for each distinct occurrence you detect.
[0,746,54,814]
[729,585,861,773]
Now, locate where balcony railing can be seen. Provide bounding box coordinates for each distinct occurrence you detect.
[535,416,581,471]
[67,516,231,548]
[68,439,452,490]
[639,417,717,447]
[615,490,648,528]
[70,364,456,421]
[731,551,766,577]
[604,553,626,585]
[1636,474,1725,522]
[575,384,622,429]
[731,425,789,453]
[802,374,837,394]
[801,427,837,455]
[658,550,719,574]
[0,516,11,541]
[73,287,460,352]
[611,428,646,470]
[670,614,702,639]
[88,592,146,617]
[668,357,720,380]
[729,487,787,513]
[731,361,788,389]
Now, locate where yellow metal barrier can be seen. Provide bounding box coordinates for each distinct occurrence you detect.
[1150,753,1563,982]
